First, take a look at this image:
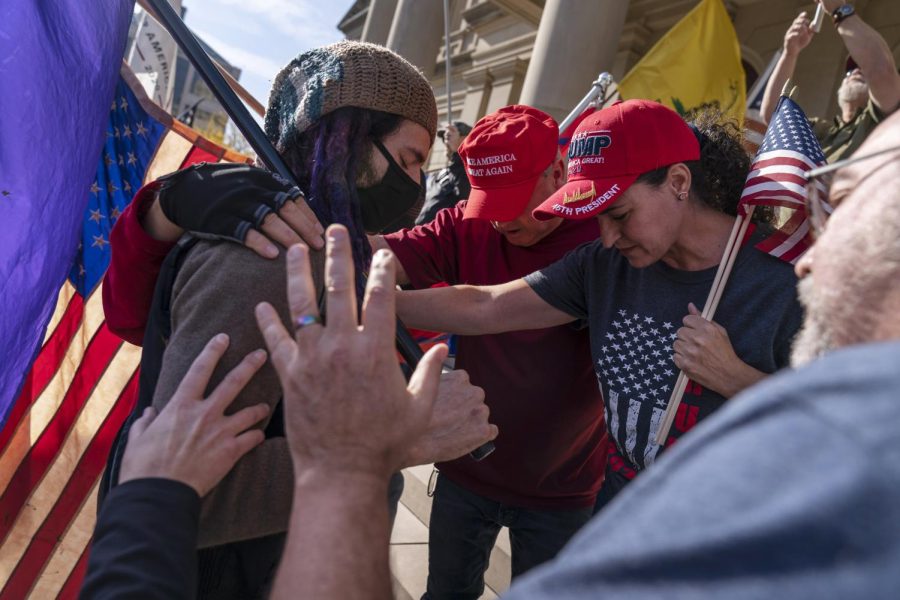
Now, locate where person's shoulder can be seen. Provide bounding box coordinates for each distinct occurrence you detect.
[735,341,900,441]
[177,238,324,299]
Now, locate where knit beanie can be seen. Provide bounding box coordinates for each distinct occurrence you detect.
[264,40,438,152]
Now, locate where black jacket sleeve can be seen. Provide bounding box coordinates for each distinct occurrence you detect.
[80,478,200,600]
[415,153,471,226]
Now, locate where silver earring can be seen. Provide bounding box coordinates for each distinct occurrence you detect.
[677,192,687,201]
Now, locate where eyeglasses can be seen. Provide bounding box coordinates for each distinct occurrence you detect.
[803,145,900,239]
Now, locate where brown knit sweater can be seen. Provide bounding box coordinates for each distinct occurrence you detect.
[151,240,324,548]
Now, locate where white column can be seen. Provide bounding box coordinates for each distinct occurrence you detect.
[386,0,444,75]
[361,0,399,46]
[519,0,630,121]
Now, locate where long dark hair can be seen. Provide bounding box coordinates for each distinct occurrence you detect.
[636,109,776,225]
[280,106,404,281]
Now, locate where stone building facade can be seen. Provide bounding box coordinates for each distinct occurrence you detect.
[338,0,900,171]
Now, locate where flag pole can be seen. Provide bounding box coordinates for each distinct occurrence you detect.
[141,0,430,385]
[136,0,264,116]
[654,207,754,444]
[559,72,614,133]
[653,83,802,445]
[443,0,453,122]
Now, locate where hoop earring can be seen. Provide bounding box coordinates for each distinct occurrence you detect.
[677,192,688,202]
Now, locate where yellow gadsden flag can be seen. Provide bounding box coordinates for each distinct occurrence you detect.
[618,0,746,122]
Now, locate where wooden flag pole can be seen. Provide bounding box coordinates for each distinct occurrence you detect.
[705,208,755,318]
[655,210,749,445]
[655,85,802,446]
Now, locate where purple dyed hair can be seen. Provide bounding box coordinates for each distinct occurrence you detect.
[280,106,403,293]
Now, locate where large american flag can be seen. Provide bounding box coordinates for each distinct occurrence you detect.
[739,95,827,264]
[0,66,251,598]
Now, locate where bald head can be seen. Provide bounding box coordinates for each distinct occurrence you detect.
[791,112,900,366]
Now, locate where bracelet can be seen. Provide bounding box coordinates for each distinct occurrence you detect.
[832,4,855,26]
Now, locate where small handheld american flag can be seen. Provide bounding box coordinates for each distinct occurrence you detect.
[739,95,827,264]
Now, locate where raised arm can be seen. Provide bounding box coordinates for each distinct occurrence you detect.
[396,279,576,335]
[761,12,814,124]
[820,0,900,114]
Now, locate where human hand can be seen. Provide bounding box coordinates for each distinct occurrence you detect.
[255,226,445,480]
[672,303,747,397]
[783,11,814,55]
[152,162,325,255]
[402,369,498,468]
[119,334,270,496]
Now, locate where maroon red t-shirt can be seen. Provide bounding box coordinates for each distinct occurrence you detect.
[385,201,607,509]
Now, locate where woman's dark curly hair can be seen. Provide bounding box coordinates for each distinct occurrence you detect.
[279,106,404,288]
[636,108,775,225]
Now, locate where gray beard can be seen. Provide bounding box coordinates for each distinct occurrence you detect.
[790,277,835,367]
[838,81,869,110]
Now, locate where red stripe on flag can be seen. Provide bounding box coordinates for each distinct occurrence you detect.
[55,542,90,600]
[744,173,807,188]
[778,239,810,263]
[0,371,138,600]
[0,327,121,545]
[0,295,85,452]
[181,145,222,168]
[751,155,818,172]
[740,194,806,208]
[754,211,808,254]
[754,229,791,253]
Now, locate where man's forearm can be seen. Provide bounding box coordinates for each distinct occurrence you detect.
[835,14,900,113]
[397,285,498,334]
[271,470,393,600]
[761,51,798,124]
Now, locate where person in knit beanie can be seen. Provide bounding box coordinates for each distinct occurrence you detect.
[263,40,439,275]
[96,41,493,600]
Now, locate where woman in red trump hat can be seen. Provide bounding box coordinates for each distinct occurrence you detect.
[396,99,803,510]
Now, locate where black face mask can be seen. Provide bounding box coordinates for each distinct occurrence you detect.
[357,140,423,233]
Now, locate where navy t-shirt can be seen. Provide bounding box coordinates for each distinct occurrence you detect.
[525,230,802,481]
[505,341,900,600]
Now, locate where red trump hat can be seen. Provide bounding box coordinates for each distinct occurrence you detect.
[533,100,700,220]
[459,105,559,221]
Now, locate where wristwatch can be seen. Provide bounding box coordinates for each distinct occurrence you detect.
[832,4,855,25]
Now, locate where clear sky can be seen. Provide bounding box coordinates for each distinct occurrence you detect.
[182,0,357,109]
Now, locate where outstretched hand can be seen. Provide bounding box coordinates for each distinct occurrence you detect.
[783,11,814,55]
[119,334,270,496]
[254,226,446,480]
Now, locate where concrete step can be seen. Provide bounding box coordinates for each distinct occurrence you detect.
[389,465,511,600]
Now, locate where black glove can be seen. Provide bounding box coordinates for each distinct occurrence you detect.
[156,162,304,243]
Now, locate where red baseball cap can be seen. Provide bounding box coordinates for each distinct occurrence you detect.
[533,100,700,221]
[459,105,559,221]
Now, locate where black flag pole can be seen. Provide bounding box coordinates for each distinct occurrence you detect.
[143,0,494,460]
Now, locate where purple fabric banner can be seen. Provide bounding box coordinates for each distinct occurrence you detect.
[0,1,135,424]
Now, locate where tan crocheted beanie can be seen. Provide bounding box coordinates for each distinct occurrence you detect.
[264,40,438,151]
